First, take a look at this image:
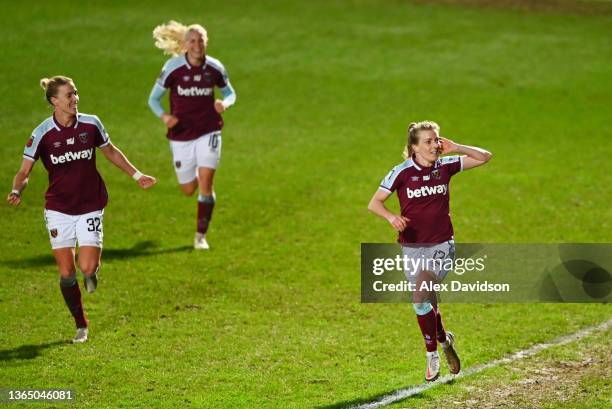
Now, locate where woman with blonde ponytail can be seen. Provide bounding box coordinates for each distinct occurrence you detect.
[368,120,492,382]
[148,21,237,250]
[7,76,157,343]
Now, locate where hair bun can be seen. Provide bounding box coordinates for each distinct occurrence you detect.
[40,78,50,90]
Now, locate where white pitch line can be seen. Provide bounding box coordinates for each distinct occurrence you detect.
[351,318,612,409]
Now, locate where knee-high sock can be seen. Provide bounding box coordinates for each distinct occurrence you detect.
[60,277,87,329]
[415,308,438,352]
[435,307,447,343]
[197,194,215,234]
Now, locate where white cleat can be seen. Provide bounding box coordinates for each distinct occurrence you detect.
[425,351,440,382]
[194,232,210,250]
[73,327,88,343]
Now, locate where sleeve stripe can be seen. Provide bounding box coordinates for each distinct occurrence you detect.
[379,186,392,193]
[23,154,36,161]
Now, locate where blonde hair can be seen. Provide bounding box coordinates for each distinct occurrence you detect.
[403,120,440,159]
[152,20,208,56]
[40,75,74,105]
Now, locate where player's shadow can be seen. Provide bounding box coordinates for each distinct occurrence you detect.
[1,241,192,270]
[316,380,456,409]
[0,340,69,362]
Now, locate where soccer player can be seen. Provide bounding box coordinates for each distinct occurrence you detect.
[148,21,236,250]
[368,121,492,381]
[7,76,156,343]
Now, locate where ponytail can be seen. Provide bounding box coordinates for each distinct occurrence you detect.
[39,75,74,105]
[153,20,208,56]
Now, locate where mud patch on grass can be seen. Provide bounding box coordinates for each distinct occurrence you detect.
[441,334,611,408]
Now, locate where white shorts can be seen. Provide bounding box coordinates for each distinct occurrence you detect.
[44,209,104,249]
[169,131,222,184]
[402,240,455,284]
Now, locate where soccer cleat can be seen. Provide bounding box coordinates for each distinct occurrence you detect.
[73,327,88,343]
[194,232,210,250]
[425,351,440,382]
[83,274,97,294]
[441,331,461,375]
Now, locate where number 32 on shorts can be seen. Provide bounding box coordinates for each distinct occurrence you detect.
[86,217,102,232]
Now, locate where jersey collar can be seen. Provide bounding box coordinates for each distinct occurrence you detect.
[183,53,207,70]
[52,113,79,130]
[411,154,440,171]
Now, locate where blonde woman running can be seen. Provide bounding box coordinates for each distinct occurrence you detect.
[148,21,236,250]
[7,76,156,343]
[368,121,492,381]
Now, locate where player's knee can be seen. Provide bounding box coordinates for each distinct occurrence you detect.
[413,302,433,315]
[79,261,100,277]
[57,263,76,278]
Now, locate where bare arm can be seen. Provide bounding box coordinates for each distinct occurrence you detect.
[440,137,492,170]
[7,159,35,206]
[99,143,156,189]
[368,188,410,232]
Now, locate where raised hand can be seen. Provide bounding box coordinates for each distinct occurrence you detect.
[439,137,459,155]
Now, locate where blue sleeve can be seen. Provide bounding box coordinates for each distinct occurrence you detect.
[219,81,236,109]
[440,155,463,176]
[380,167,398,193]
[148,83,167,118]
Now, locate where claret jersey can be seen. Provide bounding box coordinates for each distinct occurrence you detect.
[24,113,110,215]
[157,54,229,141]
[380,155,463,244]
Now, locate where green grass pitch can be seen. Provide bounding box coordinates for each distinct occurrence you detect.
[0,1,611,408]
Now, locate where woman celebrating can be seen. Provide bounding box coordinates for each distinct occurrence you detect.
[368,121,492,381]
[7,76,156,343]
[148,21,236,250]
